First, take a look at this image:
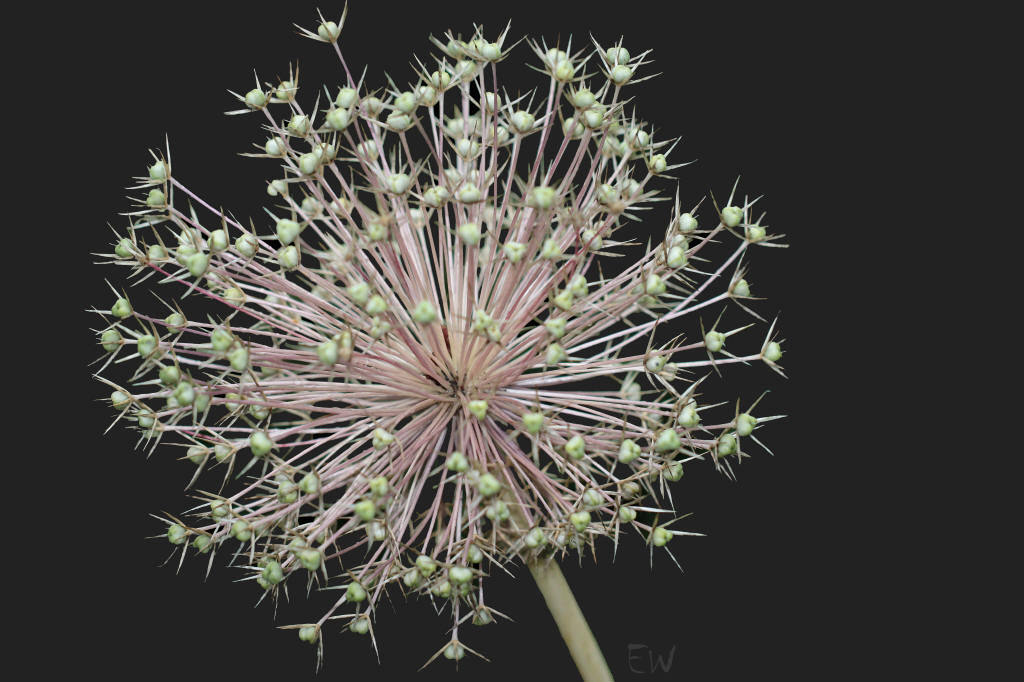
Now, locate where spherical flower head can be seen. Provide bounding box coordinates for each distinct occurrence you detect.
[91,17,786,672]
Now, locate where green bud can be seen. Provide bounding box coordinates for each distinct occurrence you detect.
[210,499,230,519]
[736,413,757,437]
[444,642,466,660]
[664,461,684,481]
[369,316,391,338]
[522,411,544,435]
[225,345,248,372]
[468,544,483,563]
[432,579,451,598]
[540,238,563,260]
[264,136,286,157]
[298,626,317,643]
[704,331,725,353]
[147,243,168,261]
[583,489,603,508]
[249,431,273,457]
[167,523,187,545]
[214,443,233,463]
[649,154,668,173]
[111,297,132,319]
[732,278,750,297]
[722,206,743,228]
[298,152,319,175]
[477,473,501,497]
[296,471,319,495]
[231,519,252,541]
[403,568,422,588]
[317,20,341,41]
[546,343,568,365]
[448,566,472,584]
[529,186,558,210]
[244,88,266,109]
[416,554,437,576]
[114,237,134,259]
[553,289,574,311]
[407,300,436,325]
[646,355,667,372]
[645,273,666,296]
[618,438,641,463]
[485,500,510,521]
[609,64,633,85]
[350,617,370,635]
[210,327,234,353]
[346,281,370,306]
[101,328,122,352]
[570,511,591,532]
[455,184,482,203]
[667,245,688,269]
[618,506,637,523]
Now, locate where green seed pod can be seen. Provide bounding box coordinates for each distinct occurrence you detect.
[231,519,252,541]
[362,96,384,117]
[646,355,667,372]
[214,443,234,463]
[444,642,466,660]
[583,489,603,508]
[167,523,187,545]
[649,154,668,173]
[485,500,510,521]
[147,243,168,261]
[718,433,737,456]
[457,221,482,245]
[278,245,299,270]
[244,88,266,109]
[570,511,591,532]
[372,427,394,449]
[447,451,469,473]
[210,326,234,353]
[346,582,367,602]
[210,499,230,519]
[543,317,567,339]
[185,252,208,278]
[704,330,725,353]
[503,240,526,262]
[249,431,273,457]
[546,343,567,365]
[663,461,684,481]
[298,548,322,571]
[403,568,422,588]
[114,237,134,259]
[422,185,450,207]
[369,316,391,338]
[205,229,228,254]
[540,238,563,260]
[111,297,133,319]
[746,224,767,242]
[275,80,297,101]
[764,341,783,363]
[287,113,310,137]
[667,245,688,269]
[350,617,370,635]
[655,429,681,453]
[522,411,544,435]
[468,544,483,563]
[173,381,195,406]
[564,435,586,460]
[146,188,166,207]
[100,328,122,352]
[622,481,642,498]
[609,64,634,85]
[524,527,547,549]
[192,534,212,553]
[510,110,535,134]
[455,184,481,203]
[347,280,370,306]
[432,580,451,598]
[298,152,319,175]
[605,46,630,64]
[148,160,168,181]
[276,218,301,245]
[186,444,207,464]
[365,294,388,315]
[299,471,320,495]
[411,300,437,324]
[722,206,743,228]
[262,559,284,585]
[618,438,641,463]
[264,136,286,157]
[732,278,750,297]
[353,499,376,521]
[736,413,757,437]
[317,337,339,365]
[467,399,488,420]
[298,626,318,643]
[529,185,558,210]
[618,506,637,523]
[477,473,501,496]
[553,289,574,310]
[448,566,472,585]
[644,273,666,296]
[335,87,358,108]
[235,233,258,258]
[317,20,341,41]
[678,402,700,429]
[416,554,437,576]
[369,476,390,498]
[652,527,672,546]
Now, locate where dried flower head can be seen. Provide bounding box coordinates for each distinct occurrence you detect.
[91,7,786,671]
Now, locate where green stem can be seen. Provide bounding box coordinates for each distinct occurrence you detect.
[528,558,614,682]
